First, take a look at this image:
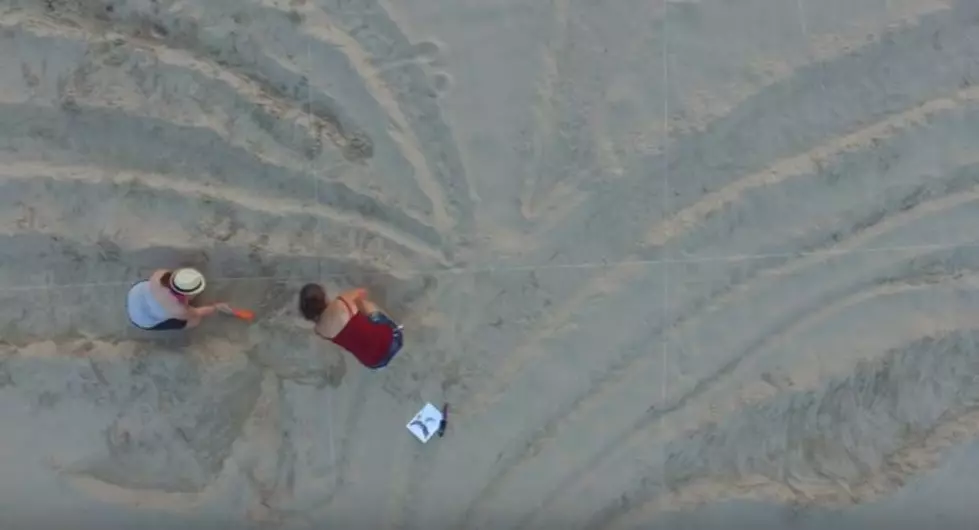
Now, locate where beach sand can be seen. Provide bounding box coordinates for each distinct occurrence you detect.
[2,0,979,528]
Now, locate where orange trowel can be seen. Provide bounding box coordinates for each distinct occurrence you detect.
[217,304,255,322]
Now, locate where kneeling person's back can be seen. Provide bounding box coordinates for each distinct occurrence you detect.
[299,283,403,370]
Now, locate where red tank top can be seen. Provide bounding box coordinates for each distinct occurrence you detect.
[330,298,394,368]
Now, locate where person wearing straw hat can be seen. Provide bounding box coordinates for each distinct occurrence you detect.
[299,283,404,370]
[126,268,229,331]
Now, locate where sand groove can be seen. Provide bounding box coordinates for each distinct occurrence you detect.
[310,0,477,235]
[1,13,343,171]
[4,1,460,253]
[449,92,979,423]
[646,86,979,247]
[0,160,447,265]
[595,330,979,530]
[469,152,979,527]
[487,248,979,530]
[519,0,569,222]
[20,2,363,155]
[270,0,454,233]
[0,97,445,248]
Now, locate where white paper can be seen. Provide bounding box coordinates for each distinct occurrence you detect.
[406,402,443,443]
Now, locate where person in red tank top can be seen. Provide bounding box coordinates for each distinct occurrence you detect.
[299,283,404,370]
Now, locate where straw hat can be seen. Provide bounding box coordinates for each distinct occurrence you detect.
[169,268,206,296]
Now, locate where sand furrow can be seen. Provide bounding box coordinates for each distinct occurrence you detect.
[7,3,461,243]
[646,85,979,247]
[0,7,371,174]
[13,3,363,159]
[0,13,342,172]
[267,0,455,233]
[447,88,979,423]
[658,1,979,219]
[123,0,471,238]
[0,99,446,253]
[515,0,671,230]
[434,104,979,526]
[235,378,356,526]
[602,393,979,530]
[3,314,352,521]
[120,0,465,235]
[0,160,447,266]
[459,114,979,528]
[51,366,280,516]
[518,0,569,223]
[594,330,979,530]
[58,474,220,513]
[526,2,978,268]
[462,126,957,428]
[311,0,477,235]
[663,0,953,137]
[512,248,979,530]
[477,15,979,522]
[236,371,286,525]
[273,373,374,527]
[7,336,263,493]
[598,382,979,530]
[529,257,979,529]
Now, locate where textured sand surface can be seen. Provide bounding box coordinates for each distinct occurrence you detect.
[2,0,979,528]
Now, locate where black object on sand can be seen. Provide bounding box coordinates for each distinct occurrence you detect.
[437,403,449,437]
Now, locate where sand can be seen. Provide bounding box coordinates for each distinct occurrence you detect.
[2,0,979,528]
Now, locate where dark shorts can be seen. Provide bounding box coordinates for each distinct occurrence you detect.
[368,312,404,369]
[132,318,188,331]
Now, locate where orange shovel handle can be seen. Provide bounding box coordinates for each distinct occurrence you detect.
[231,308,255,321]
[218,305,255,322]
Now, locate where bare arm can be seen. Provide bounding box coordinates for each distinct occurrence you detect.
[337,288,367,310]
[337,288,380,315]
[355,297,380,315]
[183,303,232,328]
[339,287,367,302]
[189,305,218,317]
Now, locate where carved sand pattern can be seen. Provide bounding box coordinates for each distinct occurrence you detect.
[4,0,979,528]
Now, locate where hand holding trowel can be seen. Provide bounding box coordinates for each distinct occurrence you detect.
[214,302,255,322]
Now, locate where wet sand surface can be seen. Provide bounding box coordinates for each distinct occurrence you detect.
[2,0,979,528]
